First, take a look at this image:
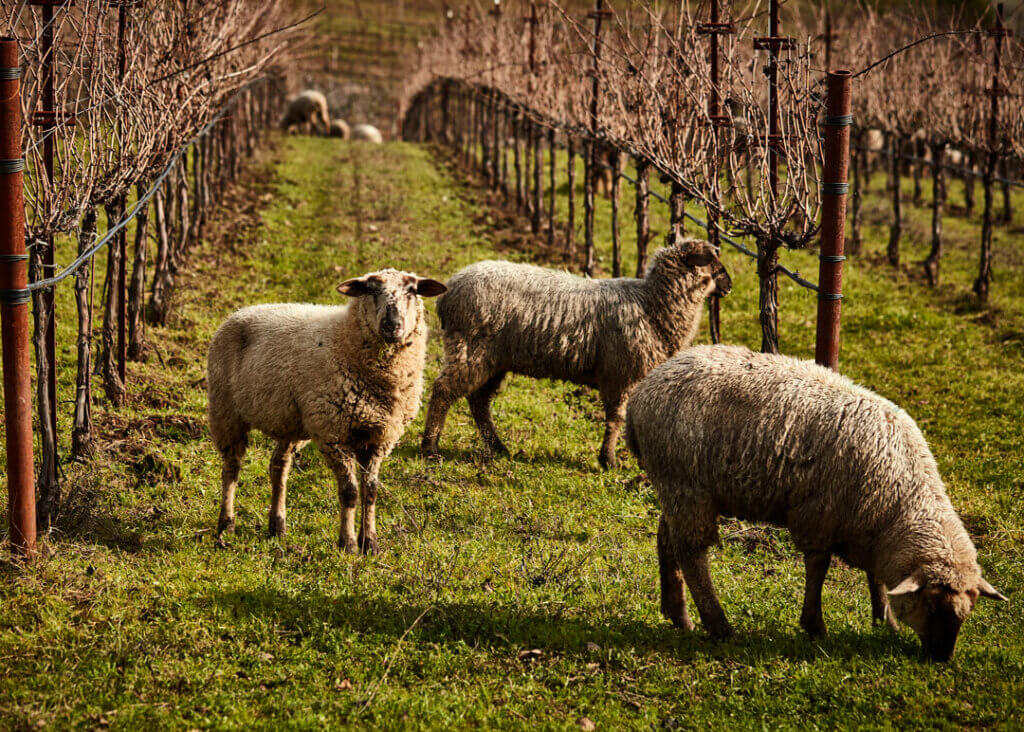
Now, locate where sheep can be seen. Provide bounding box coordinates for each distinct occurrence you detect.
[280,90,330,136]
[421,238,732,469]
[625,345,1007,661]
[207,268,447,553]
[352,123,383,143]
[329,118,351,139]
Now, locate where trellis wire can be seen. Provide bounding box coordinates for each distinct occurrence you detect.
[16,77,268,298]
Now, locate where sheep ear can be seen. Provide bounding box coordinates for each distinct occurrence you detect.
[415,278,447,297]
[978,578,1008,602]
[888,574,923,597]
[337,278,372,297]
[683,251,715,268]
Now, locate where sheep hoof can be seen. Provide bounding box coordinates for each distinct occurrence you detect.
[217,516,236,536]
[706,619,735,640]
[799,614,828,638]
[268,515,286,538]
[488,441,510,458]
[598,452,617,470]
[339,536,360,554]
[662,604,695,632]
[358,533,379,555]
[420,439,440,458]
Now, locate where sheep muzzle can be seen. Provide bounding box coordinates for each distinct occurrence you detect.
[712,264,733,297]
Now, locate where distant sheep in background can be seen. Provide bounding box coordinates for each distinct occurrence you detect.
[329,118,351,139]
[626,345,1006,661]
[207,269,447,553]
[352,123,383,143]
[421,239,732,468]
[280,90,330,136]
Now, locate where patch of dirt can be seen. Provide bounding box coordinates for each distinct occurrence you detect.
[98,412,204,448]
[721,519,792,559]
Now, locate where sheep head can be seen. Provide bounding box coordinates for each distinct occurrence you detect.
[649,238,732,298]
[888,568,1006,662]
[338,269,447,345]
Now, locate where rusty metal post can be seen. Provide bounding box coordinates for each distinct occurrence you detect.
[698,0,733,343]
[753,0,792,354]
[584,0,609,276]
[814,70,851,370]
[0,38,36,555]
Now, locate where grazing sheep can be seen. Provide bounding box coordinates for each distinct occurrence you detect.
[280,89,330,136]
[352,123,383,143]
[626,345,1007,661]
[329,118,351,139]
[207,269,447,553]
[421,239,732,468]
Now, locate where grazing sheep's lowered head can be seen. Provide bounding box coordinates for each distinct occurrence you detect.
[887,547,1007,662]
[338,268,447,344]
[329,118,351,139]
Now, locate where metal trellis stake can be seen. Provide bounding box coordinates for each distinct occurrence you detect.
[815,70,852,371]
[698,0,734,343]
[0,37,36,555]
[584,0,610,276]
[753,0,793,354]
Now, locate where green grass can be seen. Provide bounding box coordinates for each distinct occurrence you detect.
[1,134,1023,729]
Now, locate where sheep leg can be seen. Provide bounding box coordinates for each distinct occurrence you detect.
[217,439,247,537]
[678,549,733,639]
[868,572,899,630]
[421,363,473,456]
[658,514,694,630]
[320,443,360,553]
[268,439,299,538]
[467,372,508,456]
[356,448,385,555]
[799,552,831,637]
[598,388,627,469]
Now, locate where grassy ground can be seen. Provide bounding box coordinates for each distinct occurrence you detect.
[1,134,1023,729]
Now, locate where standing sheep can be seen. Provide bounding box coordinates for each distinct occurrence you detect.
[280,90,330,136]
[421,239,731,468]
[207,269,447,553]
[352,123,383,143]
[626,345,1006,661]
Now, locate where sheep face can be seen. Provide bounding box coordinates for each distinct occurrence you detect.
[337,269,447,344]
[667,240,732,298]
[888,571,1006,661]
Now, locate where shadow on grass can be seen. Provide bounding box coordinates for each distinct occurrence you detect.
[398,442,598,474]
[211,586,923,665]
